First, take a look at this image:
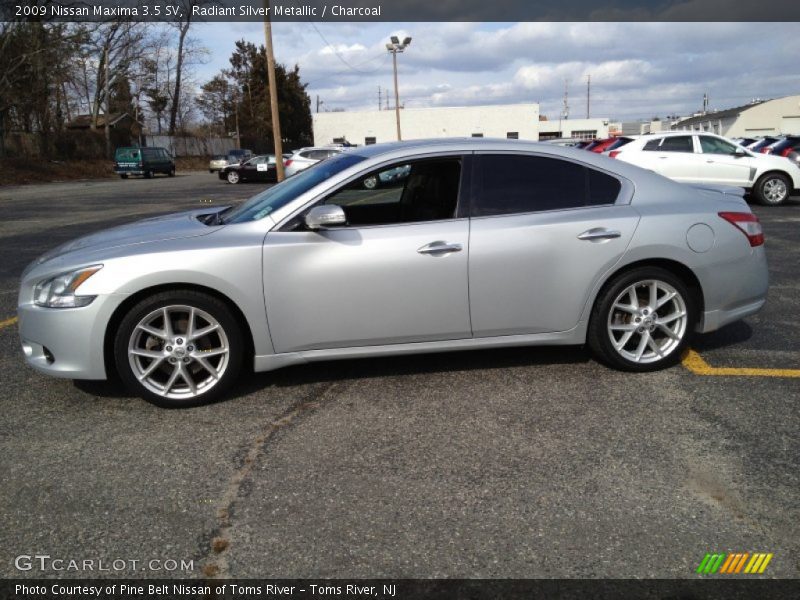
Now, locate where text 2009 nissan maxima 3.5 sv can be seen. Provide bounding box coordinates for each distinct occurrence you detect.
[18,139,768,407]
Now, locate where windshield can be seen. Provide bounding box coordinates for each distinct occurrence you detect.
[221,153,366,224]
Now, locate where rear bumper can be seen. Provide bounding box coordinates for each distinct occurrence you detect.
[699,298,766,333]
[695,246,769,334]
[115,169,145,175]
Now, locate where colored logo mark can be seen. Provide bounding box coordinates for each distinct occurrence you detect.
[696,552,773,574]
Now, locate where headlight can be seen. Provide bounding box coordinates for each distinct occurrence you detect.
[33,265,102,308]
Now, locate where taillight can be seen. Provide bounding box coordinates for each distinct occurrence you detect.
[284,159,293,167]
[718,212,764,247]
[760,147,771,154]
[608,150,621,159]
[780,147,794,157]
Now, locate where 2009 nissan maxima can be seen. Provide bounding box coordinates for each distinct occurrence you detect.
[18,138,768,407]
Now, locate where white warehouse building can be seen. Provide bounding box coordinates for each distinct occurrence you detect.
[672,94,800,137]
[312,103,540,147]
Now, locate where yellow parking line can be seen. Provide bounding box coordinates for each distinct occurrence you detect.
[0,316,18,330]
[682,349,800,378]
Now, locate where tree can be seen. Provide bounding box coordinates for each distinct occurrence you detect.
[218,40,312,151]
[195,75,234,135]
[166,1,209,135]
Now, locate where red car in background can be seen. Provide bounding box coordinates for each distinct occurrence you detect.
[585,137,634,155]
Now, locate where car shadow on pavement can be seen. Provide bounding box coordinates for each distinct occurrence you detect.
[234,345,592,397]
[691,321,753,351]
[73,345,592,404]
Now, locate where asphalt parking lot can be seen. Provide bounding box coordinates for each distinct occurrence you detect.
[0,172,798,579]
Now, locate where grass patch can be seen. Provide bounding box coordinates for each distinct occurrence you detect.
[0,157,212,186]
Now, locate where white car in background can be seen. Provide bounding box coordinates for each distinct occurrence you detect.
[612,132,800,205]
[284,146,343,177]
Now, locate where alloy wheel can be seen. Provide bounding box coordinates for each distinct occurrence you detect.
[606,279,688,364]
[763,177,788,203]
[127,305,230,400]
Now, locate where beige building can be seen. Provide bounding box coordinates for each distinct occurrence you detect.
[539,118,610,140]
[312,104,539,146]
[672,95,800,137]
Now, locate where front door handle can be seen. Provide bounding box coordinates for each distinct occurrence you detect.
[417,241,463,255]
[577,228,622,242]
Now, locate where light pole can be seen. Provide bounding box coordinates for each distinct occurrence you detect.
[386,35,411,141]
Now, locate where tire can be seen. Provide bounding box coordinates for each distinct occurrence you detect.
[144,170,153,179]
[209,169,214,174]
[168,167,176,177]
[227,170,240,184]
[120,174,128,179]
[587,266,696,372]
[753,172,791,206]
[113,290,244,408]
[362,175,378,190]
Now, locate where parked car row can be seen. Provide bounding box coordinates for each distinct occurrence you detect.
[210,146,347,183]
[608,131,800,205]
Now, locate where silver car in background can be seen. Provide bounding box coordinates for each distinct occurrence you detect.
[18,138,768,407]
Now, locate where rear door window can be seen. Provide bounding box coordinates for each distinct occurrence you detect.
[472,154,622,217]
[658,136,694,153]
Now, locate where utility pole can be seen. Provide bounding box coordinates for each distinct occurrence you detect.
[316,95,324,113]
[586,74,591,119]
[263,0,284,181]
[378,86,382,111]
[386,36,411,141]
[103,46,111,159]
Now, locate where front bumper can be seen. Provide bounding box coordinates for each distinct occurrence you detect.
[115,169,145,175]
[18,294,126,380]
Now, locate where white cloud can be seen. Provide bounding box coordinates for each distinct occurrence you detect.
[193,21,800,120]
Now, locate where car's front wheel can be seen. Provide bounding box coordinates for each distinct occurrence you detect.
[754,172,791,205]
[114,290,244,408]
[587,267,695,371]
[227,170,240,184]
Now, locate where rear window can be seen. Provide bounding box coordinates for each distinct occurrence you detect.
[115,148,140,161]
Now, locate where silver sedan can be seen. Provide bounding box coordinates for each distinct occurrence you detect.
[18,138,768,407]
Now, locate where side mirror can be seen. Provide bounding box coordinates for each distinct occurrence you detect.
[305,205,346,230]
[733,148,749,157]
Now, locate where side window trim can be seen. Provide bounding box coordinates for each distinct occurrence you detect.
[468,150,633,219]
[276,152,471,232]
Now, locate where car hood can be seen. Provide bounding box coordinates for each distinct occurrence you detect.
[31,208,225,268]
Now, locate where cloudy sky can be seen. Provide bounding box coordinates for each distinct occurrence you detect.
[191,22,800,121]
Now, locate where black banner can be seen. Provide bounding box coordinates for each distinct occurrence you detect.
[2,0,800,23]
[3,579,800,600]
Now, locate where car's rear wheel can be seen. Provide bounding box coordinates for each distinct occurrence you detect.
[144,170,153,179]
[168,167,176,177]
[120,174,128,179]
[227,171,240,184]
[588,267,695,371]
[754,172,790,205]
[114,290,244,408]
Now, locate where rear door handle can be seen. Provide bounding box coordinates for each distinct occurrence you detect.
[417,241,463,254]
[577,228,622,242]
